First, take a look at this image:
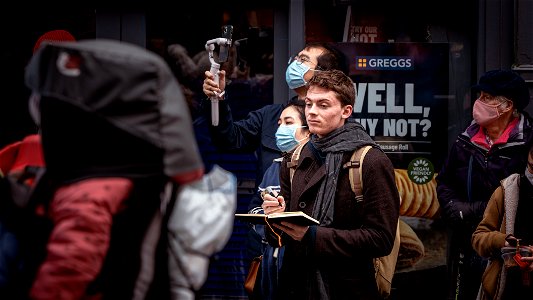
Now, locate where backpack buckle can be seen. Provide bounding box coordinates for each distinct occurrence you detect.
[342,161,360,169]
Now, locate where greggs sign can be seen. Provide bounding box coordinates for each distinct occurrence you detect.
[356,56,413,70]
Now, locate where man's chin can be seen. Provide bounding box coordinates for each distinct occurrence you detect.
[308,125,319,134]
[309,127,326,137]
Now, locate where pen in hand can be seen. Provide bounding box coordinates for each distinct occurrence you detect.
[266,187,282,206]
[261,187,285,214]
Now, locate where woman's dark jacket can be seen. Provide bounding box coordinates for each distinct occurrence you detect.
[436,113,533,245]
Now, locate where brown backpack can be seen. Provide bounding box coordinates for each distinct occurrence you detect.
[289,143,401,299]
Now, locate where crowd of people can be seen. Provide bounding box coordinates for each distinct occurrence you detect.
[203,49,533,299]
[0,25,531,300]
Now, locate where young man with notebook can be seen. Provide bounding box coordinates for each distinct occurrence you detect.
[262,69,400,299]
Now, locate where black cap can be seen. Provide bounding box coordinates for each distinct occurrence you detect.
[473,70,530,111]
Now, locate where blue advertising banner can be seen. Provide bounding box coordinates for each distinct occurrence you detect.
[336,42,449,175]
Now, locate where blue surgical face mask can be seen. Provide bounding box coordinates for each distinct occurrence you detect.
[285,60,311,90]
[276,125,307,152]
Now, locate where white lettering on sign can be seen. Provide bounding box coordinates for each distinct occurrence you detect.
[350,26,379,43]
[353,83,432,138]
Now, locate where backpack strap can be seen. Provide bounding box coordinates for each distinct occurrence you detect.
[288,141,308,184]
[342,144,401,298]
[342,145,372,203]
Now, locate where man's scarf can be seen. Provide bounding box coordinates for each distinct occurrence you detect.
[310,118,377,226]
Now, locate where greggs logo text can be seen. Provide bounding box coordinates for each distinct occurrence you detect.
[356,56,413,70]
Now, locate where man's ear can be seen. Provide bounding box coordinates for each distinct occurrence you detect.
[341,105,353,119]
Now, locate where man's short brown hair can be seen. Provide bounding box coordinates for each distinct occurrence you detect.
[307,69,355,107]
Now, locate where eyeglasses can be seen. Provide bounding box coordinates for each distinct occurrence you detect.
[288,55,314,66]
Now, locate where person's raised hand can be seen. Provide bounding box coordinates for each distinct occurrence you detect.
[203,70,226,99]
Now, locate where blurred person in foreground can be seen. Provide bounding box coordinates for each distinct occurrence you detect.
[472,142,533,299]
[262,69,400,299]
[25,39,203,299]
[436,69,532,300]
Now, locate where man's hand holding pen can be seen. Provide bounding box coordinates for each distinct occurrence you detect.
[261,187,309,242]
[261,187,285,215]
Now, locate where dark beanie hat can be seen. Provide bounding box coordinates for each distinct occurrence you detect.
[473,69,531,111]
[33,30,76,54]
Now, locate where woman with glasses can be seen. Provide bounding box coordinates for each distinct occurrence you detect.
[436,70,533,300]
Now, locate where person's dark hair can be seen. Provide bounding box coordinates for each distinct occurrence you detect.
[307,69,355,107]
[286,98,307,127]
[304,42,349,75]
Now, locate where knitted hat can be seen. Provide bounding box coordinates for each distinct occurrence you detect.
[33,29,76,54]
[473,70,531,111]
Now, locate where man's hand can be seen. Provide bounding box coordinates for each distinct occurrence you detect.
[273,221,309,241]
[203,70,226,99]
[261,193,285,215]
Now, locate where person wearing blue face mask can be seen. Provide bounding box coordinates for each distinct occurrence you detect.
[285,54,315,90]
[276,122,309,153]
[246,99,309,300]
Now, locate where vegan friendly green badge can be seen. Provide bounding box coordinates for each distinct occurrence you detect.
[407,157,434,184]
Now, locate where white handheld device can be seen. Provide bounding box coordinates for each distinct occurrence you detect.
[205,25,233,126]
